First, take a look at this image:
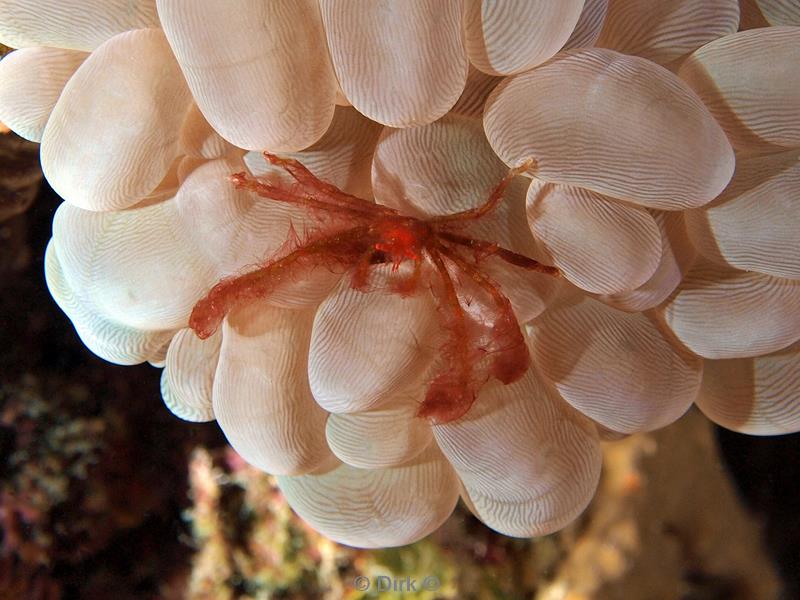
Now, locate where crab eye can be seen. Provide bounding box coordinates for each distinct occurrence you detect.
[369,250,389,265]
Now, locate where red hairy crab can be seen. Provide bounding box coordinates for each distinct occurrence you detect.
[189,153,560,423]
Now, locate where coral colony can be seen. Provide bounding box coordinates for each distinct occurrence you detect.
[190,153,559,424]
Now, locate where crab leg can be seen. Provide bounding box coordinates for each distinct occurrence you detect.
[419,246,477,423]
[263,152,399,217]
[436,244,529,385]
[438,231,560,276]
[190,226,370,339]
[429,159,535,225]
[231,171,381,222]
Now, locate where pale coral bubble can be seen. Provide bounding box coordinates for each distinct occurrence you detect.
[485,49,735,209]
[526,180,662,295]
[320,0,467,127]
[562,0,609,50]
[325,394,434,469]
[661,259,800,359]
[161,328,220,423]
[698,342,800,435]
[0,47,86,142]
[308,265,438,414]
[596,0,740,66]
[678,26,800,153]
[685,150,800,280]
[45,241,175,366]
[0,0,158,51]
[158,0,336,151]
[463,0,585,75]
[433,365,601,537]
[277,444,460,548]
[531,295,702,433]
[600,210,696,312]
[756,0,800,25]
[213,303,334,476]
[41,29,192,211]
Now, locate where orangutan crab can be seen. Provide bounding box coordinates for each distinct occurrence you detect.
[189,153,560,424]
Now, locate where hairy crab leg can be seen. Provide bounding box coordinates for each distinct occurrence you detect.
[438,231,560,276]
[435,243,529,385]
[263,152,399,217]
[429,159,535,225]
[419,246,478,423]
[231,171,381,221]
[190,226,370,339]
[389,255,424,296]
[350,247,381,291]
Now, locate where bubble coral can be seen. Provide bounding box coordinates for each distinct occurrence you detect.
[1,0,799,548]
